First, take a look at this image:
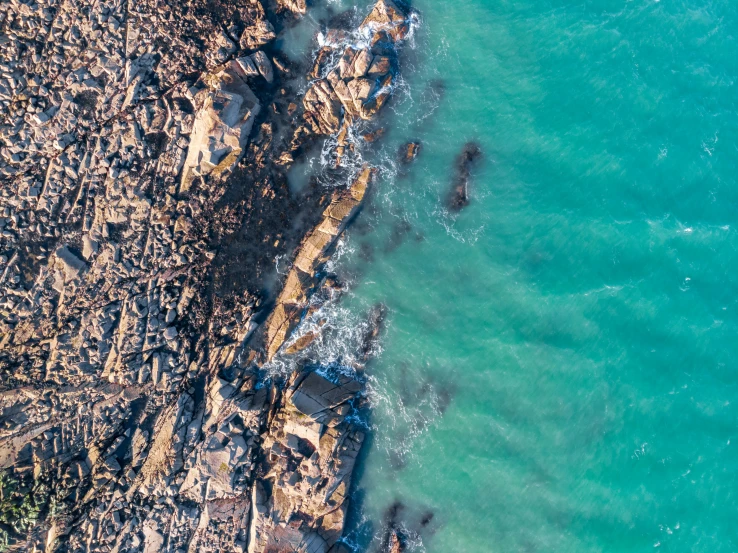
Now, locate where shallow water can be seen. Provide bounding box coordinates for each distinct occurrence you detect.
[284,0,738,551]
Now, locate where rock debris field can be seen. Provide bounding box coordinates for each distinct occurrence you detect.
[0,0,417,551]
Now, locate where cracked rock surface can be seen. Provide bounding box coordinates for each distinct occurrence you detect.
[0,0,414,551]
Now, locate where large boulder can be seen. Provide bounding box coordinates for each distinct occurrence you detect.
[291,371,362,420]
[360,0,412,42]
[180,64,261,191]
[300,0,413,145]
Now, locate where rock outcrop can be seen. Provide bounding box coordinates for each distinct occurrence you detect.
[248,369,364,553]
[180,62,262,191]
[399,141,422,164]
[263,165,375,361]
[297,0,414,166]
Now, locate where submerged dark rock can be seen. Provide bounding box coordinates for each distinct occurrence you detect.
[420,511,435,527]
[385,219,413,252]
[447,142,483,211]
[0,0,418,550]
[380,502,408,553]
[360,241,376,262]
[363,127,386,142]
[360,303,388,361]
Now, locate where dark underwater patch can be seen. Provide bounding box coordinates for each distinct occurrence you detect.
[447,142,482,211]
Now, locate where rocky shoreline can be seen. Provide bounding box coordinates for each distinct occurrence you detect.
[0,0,416,551]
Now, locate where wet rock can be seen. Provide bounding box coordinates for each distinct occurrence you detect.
[399,141,421,164]
[363,127,386,142]
[298,0,413,165]
[263,166,375,360]
[360,0,412,42]
[360,303,387,360]
[284,328,322,355]
[381,502,409,553]
[387,530,405,553]
[277,0,307,15]
[311,47,334,79]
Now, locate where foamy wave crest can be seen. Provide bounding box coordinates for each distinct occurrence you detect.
[365,366,452,469]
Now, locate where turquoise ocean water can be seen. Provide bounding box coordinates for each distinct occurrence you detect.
[281,0,738,551]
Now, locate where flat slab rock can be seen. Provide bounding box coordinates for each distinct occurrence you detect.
[291,372,362,417]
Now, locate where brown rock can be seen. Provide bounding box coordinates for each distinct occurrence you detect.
[399,141,421,164]
[360,0,411,42]
[352,49,374,78]
[368,55,392,77]
[304,79,342,135]
[347,78,373,114]
[360,73,393,120]
[240,19,276,50]
[338,47,359,79]
[277,0,307,15]
[387,530,405,553]
[363,127,385,142]
[311,46,333,79]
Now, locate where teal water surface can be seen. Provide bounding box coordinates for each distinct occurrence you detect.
[288,0,738,551]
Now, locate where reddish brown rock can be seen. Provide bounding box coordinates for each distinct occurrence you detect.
[399,141,422,164]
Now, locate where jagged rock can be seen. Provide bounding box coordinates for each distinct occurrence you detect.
[311,47,333,79]
[363,127,385,142]
[249,368,365,553]
[250,51,274,84]
[387,530,405,553]
[399,141,422,163]
[236,55,260,77]
[360,0,412,42]
[181,65,261,190]
[240,20,276,50]
[298,0,412,167]
[304,79,343,135]
[277,0,307,15]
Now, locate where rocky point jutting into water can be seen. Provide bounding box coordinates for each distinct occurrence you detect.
[0,0,414,551]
